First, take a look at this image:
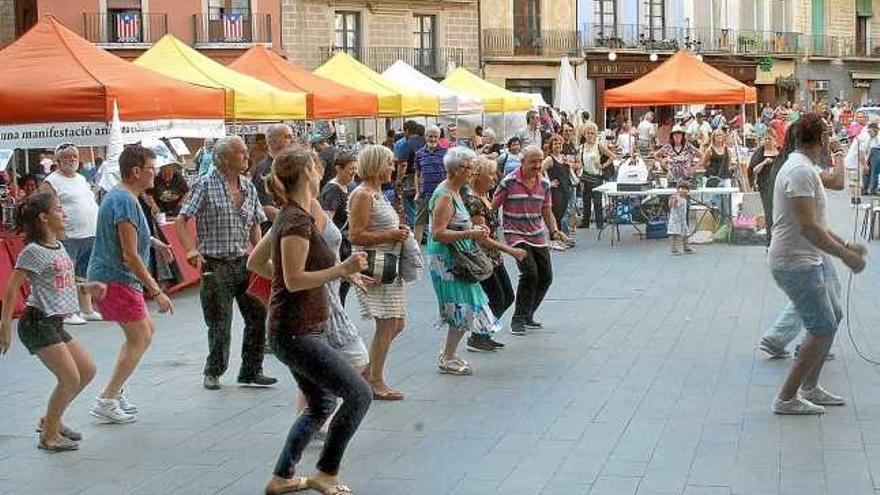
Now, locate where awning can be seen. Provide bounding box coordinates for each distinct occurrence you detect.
[441,68,532,113]
[0,16,226,148]
[605,51,757,107]
[381,60,483,115]
[135,35,308,120]
[230,46,378,119]
[314,52,440,117]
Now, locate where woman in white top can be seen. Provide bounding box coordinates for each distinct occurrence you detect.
[577,122,617,230]
[42,144,102,325]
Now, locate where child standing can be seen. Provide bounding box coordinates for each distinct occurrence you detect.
[0,192,106,452]
[668,182,694,255]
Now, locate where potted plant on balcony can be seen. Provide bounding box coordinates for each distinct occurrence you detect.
[737,35,759,53]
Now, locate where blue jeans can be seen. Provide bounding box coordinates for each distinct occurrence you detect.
[769,261,843,341]
[269,332,372,478]
[869,150,880,192]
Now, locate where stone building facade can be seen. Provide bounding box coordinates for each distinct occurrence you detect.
[0,0,15,47]
[280,0,479,76]
[480,0,578,105]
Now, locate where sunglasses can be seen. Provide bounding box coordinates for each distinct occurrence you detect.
[54,143,76,154]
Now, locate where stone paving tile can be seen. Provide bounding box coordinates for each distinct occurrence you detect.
[1,191,880,494]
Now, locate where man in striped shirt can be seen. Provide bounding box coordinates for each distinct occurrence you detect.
[493,145,569,336]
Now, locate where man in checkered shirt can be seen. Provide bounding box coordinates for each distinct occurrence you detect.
[175,136,277,391]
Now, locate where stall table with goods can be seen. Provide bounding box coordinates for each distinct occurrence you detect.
[594,181,740,245]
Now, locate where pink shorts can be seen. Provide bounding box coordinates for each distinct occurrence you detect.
[95,282,148,323]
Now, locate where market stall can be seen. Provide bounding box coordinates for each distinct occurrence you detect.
[314,52,440,117]
[441,68,532,114]
[0,16,226,149]
[135,35,308,121]
[229,46,378,120]
[604,50,757,107]
[381,61,483,116]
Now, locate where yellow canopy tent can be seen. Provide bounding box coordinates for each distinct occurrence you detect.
[134,35,307,120]
[314,52,440,117]
[442,68,532,113]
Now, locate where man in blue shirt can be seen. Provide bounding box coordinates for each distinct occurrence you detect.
[413,125,447,243]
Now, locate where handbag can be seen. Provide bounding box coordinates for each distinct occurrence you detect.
[246,273,271,307]
[361,244,403,285]
[448,239,494,283]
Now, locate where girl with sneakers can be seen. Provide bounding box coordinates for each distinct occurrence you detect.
[0,192,106,452]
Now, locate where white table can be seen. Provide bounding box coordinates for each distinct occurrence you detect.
[593,182,740,245]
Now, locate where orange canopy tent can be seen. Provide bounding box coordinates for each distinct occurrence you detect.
[0,16,225,148]
[604,51,757,108]
[229,45,378,119]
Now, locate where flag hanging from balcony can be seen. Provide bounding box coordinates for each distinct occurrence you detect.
[115,12,140,43]
[223,13,244,42]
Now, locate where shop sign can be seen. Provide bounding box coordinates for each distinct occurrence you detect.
[853,79,872,89]
[588,59,755,81]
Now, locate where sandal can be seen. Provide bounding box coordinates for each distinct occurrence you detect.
[265,476,309,494]
[38,436,79,453]
[314,483,354,495]
[36,419,83,441]
[372,388,404,401]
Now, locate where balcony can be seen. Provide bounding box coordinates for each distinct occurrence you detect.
[82,12,167,46]
[579,24,804,57]
[317,47,465,78]
[193,12,271,46]
[482,28,581,58]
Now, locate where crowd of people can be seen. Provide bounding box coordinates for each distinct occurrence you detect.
[0,100,872,494]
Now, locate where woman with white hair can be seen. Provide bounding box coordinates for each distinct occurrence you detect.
[348,145,411,400]
[427,147,501,374]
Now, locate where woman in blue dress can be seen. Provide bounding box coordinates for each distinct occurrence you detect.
[427,147,502,376]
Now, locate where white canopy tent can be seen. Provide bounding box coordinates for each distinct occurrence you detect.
[382,61,483,116]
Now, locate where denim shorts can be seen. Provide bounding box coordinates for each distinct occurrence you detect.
[771,262,843,336]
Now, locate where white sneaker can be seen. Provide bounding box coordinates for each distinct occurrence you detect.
[550,240,569,251]
[117,388,138,414]
[90,398,136,424]
[63,313,87,326]
[801,386,845,406]
[772,396,825,415]
[81,311,103,322]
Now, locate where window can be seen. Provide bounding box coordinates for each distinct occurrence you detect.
[646,0,665,40]
[413,15,436,75]
[107,1,143,43]
[513,0,541,55]
[594,0,616,33]
[207,0,250,15]
[334,11,361,56]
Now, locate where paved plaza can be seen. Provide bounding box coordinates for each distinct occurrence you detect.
[2,191,880,495]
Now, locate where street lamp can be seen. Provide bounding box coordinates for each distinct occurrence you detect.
[649,53,658,62]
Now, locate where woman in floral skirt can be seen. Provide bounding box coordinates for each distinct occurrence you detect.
[427,147,502,375]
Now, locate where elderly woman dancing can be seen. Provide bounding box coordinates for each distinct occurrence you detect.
[426,147,502,375]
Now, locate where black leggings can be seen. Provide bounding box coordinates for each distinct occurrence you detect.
[269,332,372,478]
[581,176,605,228]
[479,263,515,319]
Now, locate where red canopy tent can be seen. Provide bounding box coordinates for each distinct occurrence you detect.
[230,45,378,119]
[604,51,757,107]
[0,15,225,148]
